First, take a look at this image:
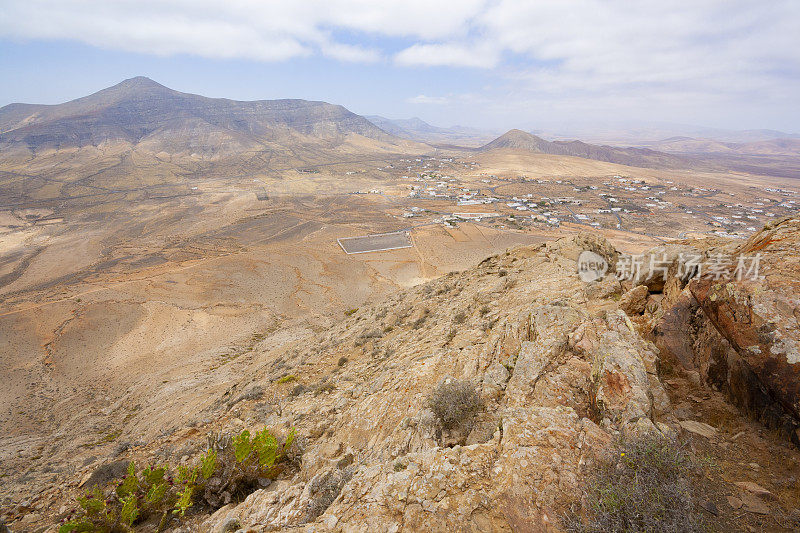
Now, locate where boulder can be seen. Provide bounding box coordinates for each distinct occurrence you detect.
[618,285,649,315]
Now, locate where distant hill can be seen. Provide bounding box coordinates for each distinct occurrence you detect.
[0,77,408,156]
[365,115,496,146]
[535,123,800,146]
[365,116,451,138]
[480,129,686,168]
[647,136,800,157]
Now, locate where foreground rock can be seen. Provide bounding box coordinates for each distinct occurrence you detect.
[652,218,800,443]
[191,234,673,532]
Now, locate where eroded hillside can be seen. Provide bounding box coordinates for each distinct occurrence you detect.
[5,220,800,532]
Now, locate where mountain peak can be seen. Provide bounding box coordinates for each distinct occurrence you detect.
[481,129,547,151]
[102,76,173,97]
[115,76,166,89]
[480,128,684,168]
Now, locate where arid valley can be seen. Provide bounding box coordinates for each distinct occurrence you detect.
[2,75,800,532]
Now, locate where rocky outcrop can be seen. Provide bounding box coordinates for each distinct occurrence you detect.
[652,218,800,443]
[187,235,673,532]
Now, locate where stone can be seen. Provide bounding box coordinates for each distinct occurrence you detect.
[651,218,800,445]
[214,517,241,533]
[727,495,743,509]
[631,243,700,292]
[740,493,770,514]
[734,481,776,500]
[618,285,649,315]
[678,420,718,439]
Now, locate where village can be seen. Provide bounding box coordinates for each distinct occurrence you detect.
[355,155,800,242]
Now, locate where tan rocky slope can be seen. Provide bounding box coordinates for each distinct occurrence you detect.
[8,224,800,531]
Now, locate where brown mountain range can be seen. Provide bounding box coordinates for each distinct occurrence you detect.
[480,128,689,168]
[0,77,413,157]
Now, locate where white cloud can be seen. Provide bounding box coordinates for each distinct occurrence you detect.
[0,0,797,128]
[395,43,499,68]
[320,42,381,63]
[407,94,451,104]
[0,0,483,62]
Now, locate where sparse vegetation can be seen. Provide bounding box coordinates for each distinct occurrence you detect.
[344,308,358,317]
[59,427,297,532]
[277,375,297,384]
[453,310,467,324]
[289,384,308,397]
[302,466,354,523]
[355,329,382,346]
[314,379,336,396]
[429,380,484,431]
[565,435,707,533]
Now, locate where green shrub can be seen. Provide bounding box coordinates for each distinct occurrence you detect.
[58,427,297,532]
[428,380,484,431]
[277,375,297,384]
[564,435,707,533]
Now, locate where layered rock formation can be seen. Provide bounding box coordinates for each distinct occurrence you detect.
[644,218,800,443]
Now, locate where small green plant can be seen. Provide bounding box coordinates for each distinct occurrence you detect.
[277,375,297,384]
[59,427,297,532]
[344,308,358,317]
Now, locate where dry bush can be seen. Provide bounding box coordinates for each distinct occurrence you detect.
[429,380,484,430]
[565,435,707,533]
[302,466,354,523]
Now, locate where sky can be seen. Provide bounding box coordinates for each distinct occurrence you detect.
[0,0,798,134]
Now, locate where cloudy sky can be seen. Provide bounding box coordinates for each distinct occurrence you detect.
[1,0,798,134]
